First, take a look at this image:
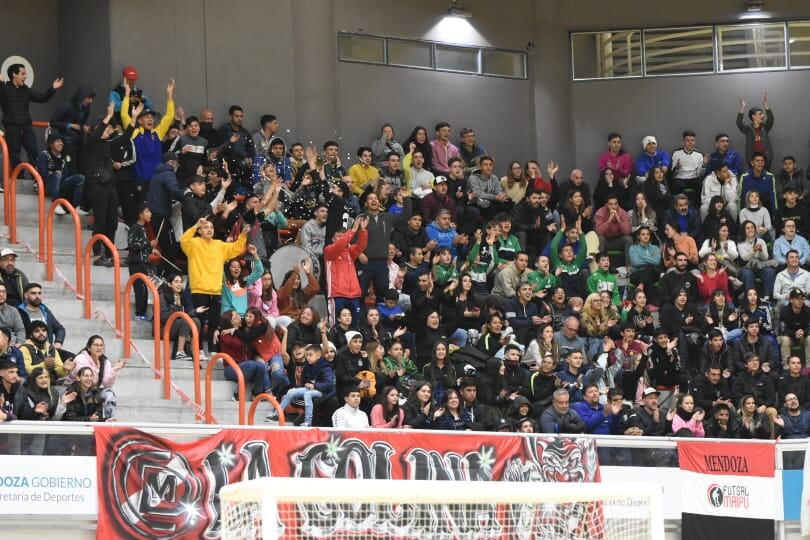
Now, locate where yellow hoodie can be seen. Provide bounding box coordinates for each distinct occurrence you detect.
[180,227,247,295]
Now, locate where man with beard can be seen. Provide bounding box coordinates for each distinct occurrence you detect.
[704,402,741,438]
[775,392,810,438]
[539,388,585,434]
[0,248,29,308]
[510,189,546,257]
[17,283,66,350]
[19,321,74,386]
[691,364,733,415]
[659,252,698,306]
[217,105,255,185]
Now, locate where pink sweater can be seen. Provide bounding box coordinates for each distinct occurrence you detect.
[370,404,405,428]
[672,414,705,437]
[67,350,121,388]
[247,282,280,318]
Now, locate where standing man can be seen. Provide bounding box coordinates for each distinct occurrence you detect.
[48,84,95,172]
[737,93,774,167]
[217,105,255,186]
[430,121,460,176]
[739,153,778,215]
[457,128,486,175]
[598,132,634,180]
[109,66,152,122]
[0,64,63,172]
[121,78,176,186]
[357,193,411,302]
[324,217,369,327]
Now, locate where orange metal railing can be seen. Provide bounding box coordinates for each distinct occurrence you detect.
[205,353,246,425]
[248,393,285,426]
[1,135,9,222]
[83,234,121,330]
[122,273,161,377]
[8,163,46,260]
[162,312,201,419]
[45,198,83,296]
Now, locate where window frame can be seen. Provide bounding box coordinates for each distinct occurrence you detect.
[716,22,787,74]
[641,25,716,78]
[570,30,644,81]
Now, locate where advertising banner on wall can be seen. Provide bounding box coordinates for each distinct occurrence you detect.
[94,426,600,539]
[678,440,777,540]
[0,455,97,515]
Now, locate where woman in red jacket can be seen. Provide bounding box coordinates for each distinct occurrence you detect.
[323,215,369,326]
[216,310,271,399]
[697,253,734,306]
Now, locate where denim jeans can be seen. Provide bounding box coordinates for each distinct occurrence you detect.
[224,360,271,397]
[268,354,289,394]
[738,266,776,299]
[46,171,85,208]
[280,387,323,424]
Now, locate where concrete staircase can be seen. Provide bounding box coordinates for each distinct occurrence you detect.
[1,185,277,426]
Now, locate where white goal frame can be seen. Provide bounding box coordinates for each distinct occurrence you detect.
[219,477,665,540]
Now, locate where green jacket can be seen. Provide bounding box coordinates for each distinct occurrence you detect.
[527,270,558,293]
[465,240,501,284]
[433,262,459,287]
[587,268,621,306]
[382,355,419,386]
[549,231,587,273]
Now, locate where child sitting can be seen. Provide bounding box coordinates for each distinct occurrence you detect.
[272,344,335,427]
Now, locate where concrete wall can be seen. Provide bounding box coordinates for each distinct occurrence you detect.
[533,0,810,177]
[0,0,60,122]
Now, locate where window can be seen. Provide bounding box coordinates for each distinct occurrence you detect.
[717,23,786,72]
[788,21,810,68]
[571,30,642,80]
[482,50,526,78]
[338,34,385,64]
[387,39,433,69]
[643,26,714,76]
[435,44,479,73]
[337,32,528,80]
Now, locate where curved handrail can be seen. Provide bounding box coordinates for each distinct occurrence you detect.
[45,198,83,296]
[0,135,8,223]
[205,353,246,425]
[122,273,161,377]
[31,121,49,128]
[248,393,286,426]
[8,163,45,260]
[83,234,121,330]
[162,312,201,414]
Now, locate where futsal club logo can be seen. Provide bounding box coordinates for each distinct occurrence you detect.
[708,484,724,507]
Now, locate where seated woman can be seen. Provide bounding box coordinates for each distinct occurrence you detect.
[380,340,418,395]
[671,394,705,437]
[421,340,457,405]
[286,306,322,352]
[433,388,472,431]
[221,245,264,316]
[734,288,776,346]
[248,268,293,328]
[642,165,672,219]
[621,288,655,341]
[737,220,777,302]
[244,308,289,396]
[63,366,109,422]
[593,167,634,210]
[370,385,405,428]
[160,273,204,361]
[477,313,510,358]
[696,254,734,306]
[524,323,559,370]
[414,310,465,369]
[216,310,271,399]
[581,293,618,359]
[360,307,388,345]
[66,335,123,420]
[20,366,72,422]
[402,380,436,429]
[328,308,355,352]
[737,393,773,439]
[699,223,739,276]
[628,191,658,237]
[701,196,737,241]
[738,190,773,242]
[277,258,320,321]
[500,160,528,204]
[560,188,593,233]
[662,221,698,268]
[705,289,740,338]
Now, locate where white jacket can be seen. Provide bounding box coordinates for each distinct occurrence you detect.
[331,404,370,428]
[773,268,810,302]
[700,171,738,219]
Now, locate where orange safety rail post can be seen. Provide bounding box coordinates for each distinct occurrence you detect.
[1,135,8,222]
[248,393,286,426]
[31,121,49,128]
[45,198,83,296]
[83,234,121,330]
[161,312,201,411]
[122,273,161,376]
[8,163,45,259]
[205,353,246,425]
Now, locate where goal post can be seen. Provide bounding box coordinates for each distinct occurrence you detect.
[220,477,665,540]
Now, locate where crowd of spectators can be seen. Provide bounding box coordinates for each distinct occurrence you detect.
[4,64,810,444]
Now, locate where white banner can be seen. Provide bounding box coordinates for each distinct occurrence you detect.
[602,466,681,520]
[680,468,777,520]
[0,455,97,515]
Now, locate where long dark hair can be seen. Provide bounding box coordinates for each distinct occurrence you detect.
[83,335,107,387]
[378,385,401,421]
[260,269,276,302]
[219,310,237,331]
[225,258,249,287]
[404,126,432,164]
[405,380,432,407]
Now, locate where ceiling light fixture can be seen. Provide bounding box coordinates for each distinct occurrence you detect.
[448,1,472,18]
[745,0,764,12]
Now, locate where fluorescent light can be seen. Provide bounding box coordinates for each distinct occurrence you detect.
[739,11,771,19]
[448,1,472,18]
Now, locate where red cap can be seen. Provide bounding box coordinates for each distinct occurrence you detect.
[122,66,139,81]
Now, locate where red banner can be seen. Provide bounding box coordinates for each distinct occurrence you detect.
[94,426,600,539]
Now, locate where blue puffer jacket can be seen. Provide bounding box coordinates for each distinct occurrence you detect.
[635,150,672,177]
[146,163,185,216]
[426,220,459,256]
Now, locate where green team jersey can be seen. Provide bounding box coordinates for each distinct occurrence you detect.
[465,240,501,284]
[527,271,558,293]
[549,231,587,273]
[587,268,621,306]
[433,262,459,287]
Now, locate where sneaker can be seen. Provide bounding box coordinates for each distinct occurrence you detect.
[76,207,90,216]
[32,182,38,194]
[232,392,240,402]
[54,204,66,215]
[264,412,279,423]
[135,314,152,322]
[174,351,191,361]
[94,257,114,267]
[0,185,4,193]
[300,422,311,427]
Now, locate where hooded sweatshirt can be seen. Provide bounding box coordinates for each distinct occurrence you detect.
[49,85,95,144]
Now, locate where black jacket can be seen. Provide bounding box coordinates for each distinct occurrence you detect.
[63,382,105,421]
[0,81,56,125]
[82,120,115,184]
[699,342,733,374]
[690,374,732,413]
[732,370,776,408]
[181,192,212,231]
[0,268,29,308]
[777,374,810,409]
[510,199,545,234]
[659,270,699,305]
[529,371,557,412]
[621,405,669,436]
[705,416,742,438]
[146,163,184,216]
[333,346,370,396]
[659,302,704,338]
[391,225,429,264]
[127,223,150,265]
[49,85,95,144]
[730,337,779,374]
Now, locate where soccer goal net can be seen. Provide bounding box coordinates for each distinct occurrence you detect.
[219,477,664,540]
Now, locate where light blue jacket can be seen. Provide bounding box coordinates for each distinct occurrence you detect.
[221,258,264,315]
[773,234,810,266]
